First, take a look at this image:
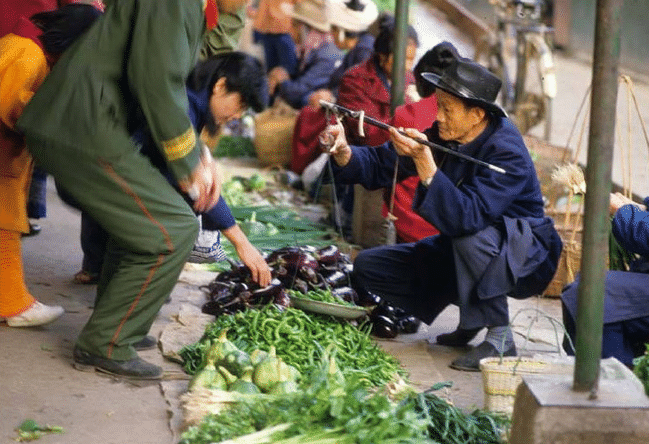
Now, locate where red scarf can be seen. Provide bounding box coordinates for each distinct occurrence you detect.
[205,0,218,31]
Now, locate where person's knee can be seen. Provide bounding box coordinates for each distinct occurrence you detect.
[353,249,374,277]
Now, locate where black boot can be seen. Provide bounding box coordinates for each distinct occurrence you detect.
[449,341,517,372]
[73,347,162,379]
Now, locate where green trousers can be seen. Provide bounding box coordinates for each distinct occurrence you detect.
[27,135,198,361]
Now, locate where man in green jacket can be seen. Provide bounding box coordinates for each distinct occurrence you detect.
[18,0,246,380]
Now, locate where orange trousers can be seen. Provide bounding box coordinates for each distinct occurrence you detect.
[0,229,35,317]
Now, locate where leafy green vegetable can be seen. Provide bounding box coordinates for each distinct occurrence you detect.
[213,135,256,158]
[415,389,509,444]
[247,173,266,191]
[609,218,637,271]
[180,351,433,444]
[15,419,64,442]
[633,343,649,396]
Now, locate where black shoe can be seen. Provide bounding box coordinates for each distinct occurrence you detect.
[436,328,481,347]
[73,346,162,380]
[449,341,517,372]
[133,335,157,351]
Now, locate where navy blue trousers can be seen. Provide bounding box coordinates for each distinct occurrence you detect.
[352,229,510,329]
[562,303,649,367]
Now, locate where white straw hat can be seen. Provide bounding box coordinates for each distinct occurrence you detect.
[328,0,378,33]
[282,0,331,33]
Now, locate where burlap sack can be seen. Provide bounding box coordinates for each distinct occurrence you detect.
[253,99,297,168]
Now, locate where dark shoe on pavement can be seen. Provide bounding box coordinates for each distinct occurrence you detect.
[449,341,516,372]
[133,335,157,351]
[73,346,162,380]
[436,328,481,347]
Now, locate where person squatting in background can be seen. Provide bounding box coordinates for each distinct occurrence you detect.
[289,0,379,179]
[325,16,419,237]
[267,0,343,109]
[561,192,649,368]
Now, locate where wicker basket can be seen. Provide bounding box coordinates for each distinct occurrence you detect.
[480,357,552,416]
[543,195,584,297]
[543,237,582,297]
[253,99,297,168]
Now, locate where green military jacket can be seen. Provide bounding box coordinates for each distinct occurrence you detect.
[18,0,205,182]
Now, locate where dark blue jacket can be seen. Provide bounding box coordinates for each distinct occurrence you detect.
[562,200,649,324]
[277,41,343,109]
[328,32,374,96]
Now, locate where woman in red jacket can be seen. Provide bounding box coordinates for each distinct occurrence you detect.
[332,17,420,239]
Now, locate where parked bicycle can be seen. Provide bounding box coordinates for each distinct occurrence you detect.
[474,0,556,140]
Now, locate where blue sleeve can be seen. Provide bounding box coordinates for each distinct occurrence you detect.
[612,203,649,257]
[200,196,236,231]
[277,47,341,108]
[331,142,417,190]
[413,130,538,237]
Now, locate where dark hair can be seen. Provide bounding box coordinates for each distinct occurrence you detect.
[414,42,461,98]
[372,14,418,57]
[31,4,101,55]
[187,52,268,115]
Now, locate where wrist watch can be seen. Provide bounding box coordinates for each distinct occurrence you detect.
[421,176,433,187]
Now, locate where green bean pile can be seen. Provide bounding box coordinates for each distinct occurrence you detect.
[180,305,406,387]
[287,288,356,307]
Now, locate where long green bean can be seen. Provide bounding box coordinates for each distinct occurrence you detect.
[179,305,405,386]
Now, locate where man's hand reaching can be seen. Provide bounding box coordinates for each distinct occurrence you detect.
[180,144,221,212]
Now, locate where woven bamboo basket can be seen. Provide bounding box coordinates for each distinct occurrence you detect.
[479,357,552,416]
[543,207,583,297]
[253,99,297,168]
[542,163,586,297]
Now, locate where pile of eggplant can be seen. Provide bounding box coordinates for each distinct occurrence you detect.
[200,244,421,337]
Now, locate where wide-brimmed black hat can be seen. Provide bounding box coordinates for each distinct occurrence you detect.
[421,42,506,117]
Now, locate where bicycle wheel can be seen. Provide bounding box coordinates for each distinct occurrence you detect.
[523,33,555,140]
[473,33,515,112]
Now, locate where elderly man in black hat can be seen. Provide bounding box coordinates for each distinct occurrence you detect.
[324,41,562,371]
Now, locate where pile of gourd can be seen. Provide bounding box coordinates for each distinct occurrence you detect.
[188,329,300,396]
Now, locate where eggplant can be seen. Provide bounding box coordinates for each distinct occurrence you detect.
[251,279,283,305]
[201,300,225,317]
[266,246,303,264]
[267,248,319,272]
[315,245,343,265]
[355,289,382,307]
[331,286,358,304]
[396,315,421,334]
[371,302,398,321]
[371,315,398,338]
[273,288,291,308]
[291,278,309,294]
[323,270,350,288]
[298,266,320,284]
